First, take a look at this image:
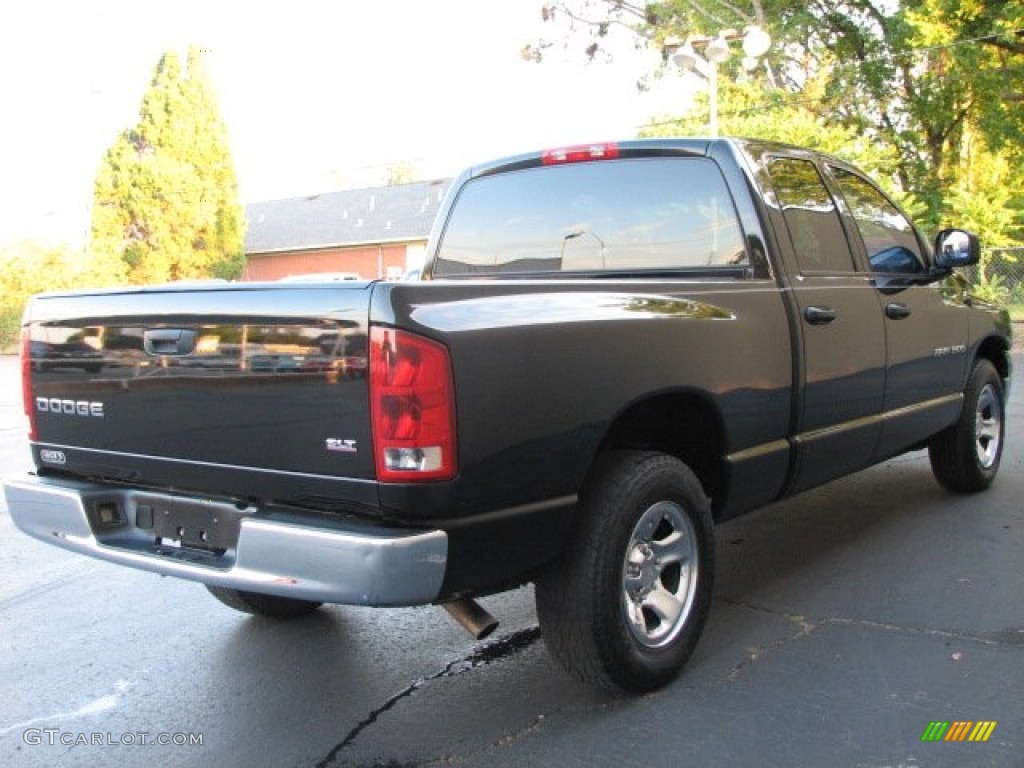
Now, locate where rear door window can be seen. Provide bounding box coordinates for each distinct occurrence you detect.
[434,158,747,276]
[766,157,856,273]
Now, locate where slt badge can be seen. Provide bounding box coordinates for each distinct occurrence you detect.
[326,438,358,454]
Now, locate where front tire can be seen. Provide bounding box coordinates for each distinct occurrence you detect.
[535,451,714,692]
[928,359,1005,493]
[205,585,323,619]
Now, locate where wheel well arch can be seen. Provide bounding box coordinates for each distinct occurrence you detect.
[595,391,727,516]
[974,335,1011,384]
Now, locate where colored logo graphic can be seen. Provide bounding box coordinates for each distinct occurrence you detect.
[921,721,997,742]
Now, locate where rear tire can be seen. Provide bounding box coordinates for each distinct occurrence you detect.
[535,450,714,692]
[928,359,1005,493]
[205,585,323,619]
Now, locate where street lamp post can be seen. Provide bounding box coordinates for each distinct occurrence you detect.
[670,26,771,137]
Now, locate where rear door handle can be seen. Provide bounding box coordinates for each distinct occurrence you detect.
[885,302,912,320]
[803,306,836,325]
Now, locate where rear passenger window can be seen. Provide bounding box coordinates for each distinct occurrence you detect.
[767,158,855,273]
[434,158,747,276]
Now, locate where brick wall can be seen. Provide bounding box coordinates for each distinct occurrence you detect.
[243,243,412,281]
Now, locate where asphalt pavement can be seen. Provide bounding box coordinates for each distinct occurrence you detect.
[1,354,1021,768]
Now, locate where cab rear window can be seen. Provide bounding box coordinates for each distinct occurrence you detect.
[434,158,747,277]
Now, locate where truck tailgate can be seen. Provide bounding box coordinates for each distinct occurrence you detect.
[24,283,376,507]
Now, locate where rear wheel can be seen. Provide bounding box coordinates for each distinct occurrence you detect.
[205,585,323,619]
[928,359,1005,493]
[535,451,714,692]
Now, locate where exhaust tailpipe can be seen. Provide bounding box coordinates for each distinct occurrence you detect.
[442,598,499,640]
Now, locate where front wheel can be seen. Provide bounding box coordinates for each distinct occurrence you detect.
[928,359,1005,493]
[535,451,714,692]
[205,585,323,619]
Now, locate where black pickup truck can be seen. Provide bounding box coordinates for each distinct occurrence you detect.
[4,138,1011,692]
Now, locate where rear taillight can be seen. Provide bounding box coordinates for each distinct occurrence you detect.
[21,328,36,441]
[369,327,456,482]
[542,142,619,165]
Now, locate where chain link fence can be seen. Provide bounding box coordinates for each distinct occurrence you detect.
[977,247,1024,305]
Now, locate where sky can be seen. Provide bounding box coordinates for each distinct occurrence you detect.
[0,0,692,247]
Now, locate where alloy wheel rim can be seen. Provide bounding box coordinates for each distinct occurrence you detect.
[975,383,1002,469]
[621,500,698,648]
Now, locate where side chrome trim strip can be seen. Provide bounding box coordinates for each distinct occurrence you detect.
[725,393,963,460]
[793,393,962,446]
[724,439,790,465]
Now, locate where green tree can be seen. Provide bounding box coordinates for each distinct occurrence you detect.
[91,47,245,284]
[641,77,896,187]
[0,240,124,349]
[944,138,1020,246]
[789,0,1024,232]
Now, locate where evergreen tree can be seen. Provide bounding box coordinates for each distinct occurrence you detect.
[91,47,245,283]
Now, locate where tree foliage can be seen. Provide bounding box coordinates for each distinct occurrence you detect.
[528,1,1024,244]
[0,240,124,349]
[385,162,417,186]
[91,47,245,284]
[642,77,897,190]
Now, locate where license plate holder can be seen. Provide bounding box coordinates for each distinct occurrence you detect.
[148,500,241,552]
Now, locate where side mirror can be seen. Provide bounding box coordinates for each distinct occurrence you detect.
[934,229,980,269]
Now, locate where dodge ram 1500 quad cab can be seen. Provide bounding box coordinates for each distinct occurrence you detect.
[4,138,1010,692]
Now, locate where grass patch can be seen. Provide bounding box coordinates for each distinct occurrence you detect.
[1008,304,1024,323]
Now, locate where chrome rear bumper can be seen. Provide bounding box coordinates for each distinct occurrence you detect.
[3,474,447,606]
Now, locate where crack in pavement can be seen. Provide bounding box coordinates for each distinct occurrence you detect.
[440,713,550,767]
[717,597,1017,682]
[314,626,542,768]
[313,602,1021,765]
[720,599,818,682]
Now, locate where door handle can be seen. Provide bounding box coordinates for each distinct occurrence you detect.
[885,302,912,320]
[803,306,836,325]
[144,328,197,356]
